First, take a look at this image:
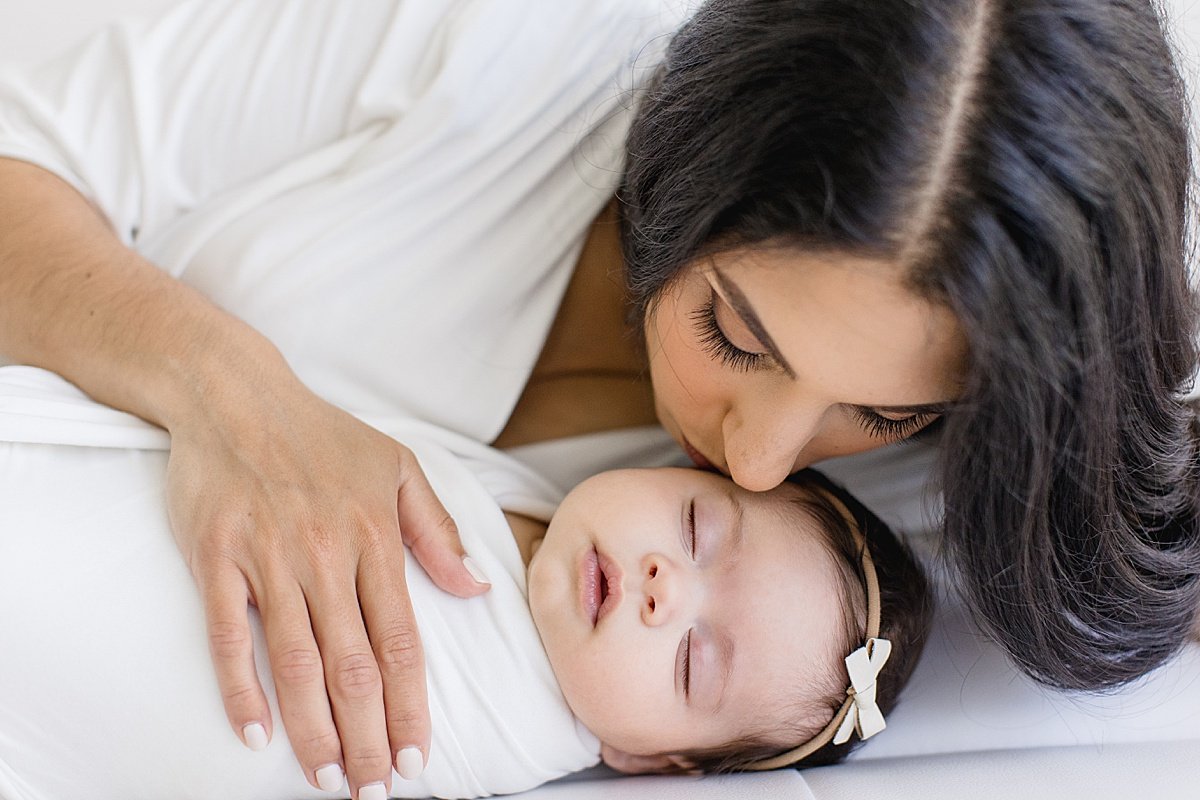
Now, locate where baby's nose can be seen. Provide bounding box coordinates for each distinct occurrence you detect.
[639,554,685,627]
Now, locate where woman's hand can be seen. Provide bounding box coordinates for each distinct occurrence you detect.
[0,158,486,797]
[166,376,489,799]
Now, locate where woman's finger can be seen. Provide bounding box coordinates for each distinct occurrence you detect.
[199,560,273,752]
[396,448,490,598]
[306,559,395,800]
[256,574,346,794]
[356,546,431,781]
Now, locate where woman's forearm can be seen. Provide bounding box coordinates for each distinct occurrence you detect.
[0,157,293,430]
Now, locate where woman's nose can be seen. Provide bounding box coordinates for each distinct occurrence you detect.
[723,403,819,491]
[639,554,686,627]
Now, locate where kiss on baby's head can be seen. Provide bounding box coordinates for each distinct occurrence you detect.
[526,467,932,774]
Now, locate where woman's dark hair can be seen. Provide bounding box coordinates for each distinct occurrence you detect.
[677,470,934,773]
[620,0,1200,690]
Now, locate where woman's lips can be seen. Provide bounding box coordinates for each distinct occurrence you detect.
[682,436,716,471]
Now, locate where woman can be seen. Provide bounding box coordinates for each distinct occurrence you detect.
[0,0,1195,798]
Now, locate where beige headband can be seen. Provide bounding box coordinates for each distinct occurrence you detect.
[744,490,890,771]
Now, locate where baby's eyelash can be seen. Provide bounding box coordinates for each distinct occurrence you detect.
[681,629,692,697]
[689,295,767,373]
[688,500,696,557]
[851,406,935,442]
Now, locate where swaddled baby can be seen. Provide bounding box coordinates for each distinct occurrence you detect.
[0,373,932,800]
[310,419,935,796]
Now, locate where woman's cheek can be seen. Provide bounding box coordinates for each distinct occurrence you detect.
[645,288,729,439]
[651,349,706,432]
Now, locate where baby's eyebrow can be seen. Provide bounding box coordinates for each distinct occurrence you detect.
[726,490,746,558]
[712,629,734,716]
[711,492,742,715]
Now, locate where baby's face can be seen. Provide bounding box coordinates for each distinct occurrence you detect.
[527,468,843,763]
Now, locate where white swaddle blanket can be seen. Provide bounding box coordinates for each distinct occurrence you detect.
[0,366,599,800]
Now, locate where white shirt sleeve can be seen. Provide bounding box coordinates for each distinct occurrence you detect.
[0,0,468,247]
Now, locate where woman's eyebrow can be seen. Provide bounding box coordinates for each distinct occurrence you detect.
[711,269,797,379]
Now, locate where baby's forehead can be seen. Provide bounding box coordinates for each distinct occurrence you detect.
[750,479,839,540]
[717,534,848,746]
[737,483,853,685]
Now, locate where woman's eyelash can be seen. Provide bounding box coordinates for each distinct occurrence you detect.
[689,295,766,373]
[851,406,935,442]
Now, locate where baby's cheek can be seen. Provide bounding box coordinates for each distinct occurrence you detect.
[568,661,671,753]
[551,662,614,738]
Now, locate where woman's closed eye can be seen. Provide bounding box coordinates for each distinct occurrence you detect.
[850,406,938,442]
[690,292,771,373]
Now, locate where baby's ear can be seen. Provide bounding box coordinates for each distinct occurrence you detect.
[601,744,699,775]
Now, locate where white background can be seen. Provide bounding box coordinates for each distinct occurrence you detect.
[4,1,1200,71]
[4,0,1200,74]
[4,0,1200,161]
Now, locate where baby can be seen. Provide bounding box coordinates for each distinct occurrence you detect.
[0,372,932,800]
[522,464,931,777]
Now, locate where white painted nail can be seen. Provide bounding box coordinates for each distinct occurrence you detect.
[395,746,425,780]
[242,722,268,752]
[358,782,388,800]
[462,556,490,585]
[315,763,344,793]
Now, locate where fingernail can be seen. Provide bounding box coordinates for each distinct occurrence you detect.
[358,782,388,800]
[242,722,268,752]
[315,763,344,793]
[462,556,490,585]
[395,746,425,780]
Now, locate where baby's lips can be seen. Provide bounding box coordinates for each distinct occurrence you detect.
[596,551,624,625]
[580,546,602,627]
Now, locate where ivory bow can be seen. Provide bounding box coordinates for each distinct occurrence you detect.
[832,637,892,745]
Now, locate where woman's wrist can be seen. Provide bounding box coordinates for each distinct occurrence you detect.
[141,302,304,438]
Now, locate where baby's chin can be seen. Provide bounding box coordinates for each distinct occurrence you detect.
[524,552,550,651]
[523,549,583,711]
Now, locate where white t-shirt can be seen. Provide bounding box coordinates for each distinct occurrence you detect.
[0,366,598,800]
[0,0,689,443]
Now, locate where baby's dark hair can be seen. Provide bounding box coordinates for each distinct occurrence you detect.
[674,469,934,773]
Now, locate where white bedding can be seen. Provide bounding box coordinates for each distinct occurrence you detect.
[2,3,1199,799]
